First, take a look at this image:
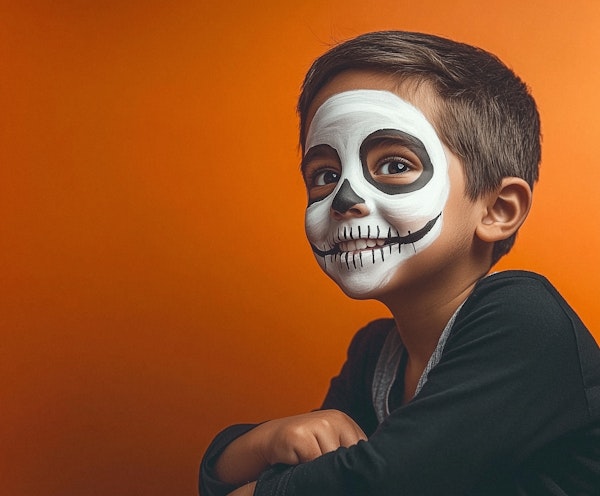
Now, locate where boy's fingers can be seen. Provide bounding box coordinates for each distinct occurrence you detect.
[294,437,323,463]
[315,431,342,455]
[264,410,368,465]
[316,416,368,452]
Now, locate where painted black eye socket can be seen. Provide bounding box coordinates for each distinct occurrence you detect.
[360,129,434,195]
[302,144,342,205]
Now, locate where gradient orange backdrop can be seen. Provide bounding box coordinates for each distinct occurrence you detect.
[1,1,599,495]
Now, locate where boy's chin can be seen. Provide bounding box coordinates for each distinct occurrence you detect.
[322,262,399,301]
[338,285,381,301]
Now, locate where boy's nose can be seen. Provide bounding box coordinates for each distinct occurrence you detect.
[331,179,369,219]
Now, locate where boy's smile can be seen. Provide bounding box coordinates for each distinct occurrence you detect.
[308,213,442,259]
[302,88,450,298]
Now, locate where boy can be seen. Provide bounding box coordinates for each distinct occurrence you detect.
[200,31,600,495]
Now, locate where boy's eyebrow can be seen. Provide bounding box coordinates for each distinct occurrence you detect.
[301,144,339,172]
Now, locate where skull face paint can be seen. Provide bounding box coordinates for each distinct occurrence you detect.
[303,90,450,298]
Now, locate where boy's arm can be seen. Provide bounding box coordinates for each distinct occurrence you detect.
[214,410,367,485]
[201,321,387,496]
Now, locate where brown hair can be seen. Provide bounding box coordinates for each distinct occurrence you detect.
[297,31,541,263]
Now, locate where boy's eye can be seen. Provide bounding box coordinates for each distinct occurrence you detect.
[375,158,412,176]
[304,167,340,203]
[314,169,340,186]
[367,146,423,186]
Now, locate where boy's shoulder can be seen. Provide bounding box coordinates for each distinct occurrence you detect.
[467,269,579,319]
[440,270,598,369]
[455,269,593,343]
[455,270,600,409]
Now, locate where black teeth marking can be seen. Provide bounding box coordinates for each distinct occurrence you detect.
[343,227,347,240]
[359,251,363,267]
[376,226,380,238]
[380,247,385,261]
[352,253,357,269]
[367,225,371,238]
[350,227,353,239]
[387,227,391,238]
[345,252,350,269]
[372,249,376,264]
[408,230,416,253]
[358,226,361,238]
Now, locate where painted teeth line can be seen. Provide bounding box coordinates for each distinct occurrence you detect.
[332,246,391,270]
[338,238,385,252]
[333,225,403,252]
[332,224,396,244]
[311,214,442,259]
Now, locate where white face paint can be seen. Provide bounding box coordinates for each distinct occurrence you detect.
[303,90,450,298]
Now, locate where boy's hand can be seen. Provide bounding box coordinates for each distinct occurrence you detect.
[214,409,366,486]
[257,409,367,466]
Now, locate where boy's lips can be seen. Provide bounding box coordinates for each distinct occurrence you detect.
[310,213,442,258]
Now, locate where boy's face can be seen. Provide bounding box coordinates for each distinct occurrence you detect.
[302,72,463,299]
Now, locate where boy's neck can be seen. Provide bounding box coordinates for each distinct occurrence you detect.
[381,266,488,371]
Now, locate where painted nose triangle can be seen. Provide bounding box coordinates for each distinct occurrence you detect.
[332,179,365,213]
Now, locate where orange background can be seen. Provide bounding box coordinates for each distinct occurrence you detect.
[1,1,599,495]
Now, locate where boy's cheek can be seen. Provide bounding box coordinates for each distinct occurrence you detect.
[305,202,332,241]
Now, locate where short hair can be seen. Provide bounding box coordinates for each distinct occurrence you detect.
[297,31,541,264]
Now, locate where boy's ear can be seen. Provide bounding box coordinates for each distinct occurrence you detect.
[476,177,532,243]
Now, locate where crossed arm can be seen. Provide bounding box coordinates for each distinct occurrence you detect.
[215,410,367,496]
